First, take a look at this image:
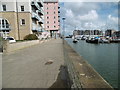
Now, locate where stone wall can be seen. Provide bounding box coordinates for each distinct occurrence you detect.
[3,40,43,53]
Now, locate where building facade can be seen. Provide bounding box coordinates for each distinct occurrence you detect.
[105,29,116,37]
[44,0,60,38]
[73,30,103,36]
[0,0,44,40]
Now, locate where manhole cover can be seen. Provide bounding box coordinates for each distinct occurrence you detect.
[45,60,54,65]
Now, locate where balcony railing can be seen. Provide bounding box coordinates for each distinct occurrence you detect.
[32,12,38,20]
[37,9,43,15]
[31,1,43,11]
[32,23,42,32]
[37,0,43,7]
[32,11,44,24]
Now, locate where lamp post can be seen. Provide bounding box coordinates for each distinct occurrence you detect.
[62,17,65,44]
[16,0,20,40]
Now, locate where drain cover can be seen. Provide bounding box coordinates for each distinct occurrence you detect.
[45,60,54,65]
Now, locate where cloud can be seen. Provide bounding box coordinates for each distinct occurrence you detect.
[65,9,74,18]
[78,10,98,21]
[60,2,118,35]
[108,15,118,24]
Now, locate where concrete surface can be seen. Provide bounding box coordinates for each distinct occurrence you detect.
[64,40,114,89]
[2,39,65,88]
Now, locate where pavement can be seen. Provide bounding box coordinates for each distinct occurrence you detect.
[2,38,67,88]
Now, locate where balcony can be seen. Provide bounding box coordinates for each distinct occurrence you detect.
[32,12,38,20]
[31,1,42,11]
[37,0,43,7]
[31,2,38,10]
[32,23,38,31]
[37,9,43,15]
[38,18,44,24]
[32,23,42,32]
[58,6,60,9]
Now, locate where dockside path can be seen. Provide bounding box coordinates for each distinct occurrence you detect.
[2,39,66,88]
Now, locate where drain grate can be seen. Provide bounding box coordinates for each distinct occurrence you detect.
[45,60,54,65]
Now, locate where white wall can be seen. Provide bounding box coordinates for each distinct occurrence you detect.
[0,0,31,12]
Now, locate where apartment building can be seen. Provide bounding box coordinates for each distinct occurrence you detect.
[0,0,44,40]
[44,0,60,38]
[105,29,116,37]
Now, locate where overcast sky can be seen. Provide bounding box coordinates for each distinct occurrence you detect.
[59,2,119,35]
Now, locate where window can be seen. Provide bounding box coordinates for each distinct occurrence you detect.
[21,6,24,11]
[2,5,6,11]
[47,16,49,19]
[0,18,10,29]
[47,21,49,24]
[47,12,49,14]
[47,7,48,9]
[54,12,55,14]
[54,26,56,28]
[54,16,55,19]
[54,21,55,23]
[47,26,49,28]
[21,19,25,25]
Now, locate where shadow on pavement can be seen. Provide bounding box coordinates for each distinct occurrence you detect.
[48,65,72,90]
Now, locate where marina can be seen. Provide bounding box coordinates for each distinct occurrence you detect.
[66,38,118,88]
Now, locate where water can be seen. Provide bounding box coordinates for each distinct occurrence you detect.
[66,38,118,88]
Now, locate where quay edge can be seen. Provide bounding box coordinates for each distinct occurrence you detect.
[63,40,114,89]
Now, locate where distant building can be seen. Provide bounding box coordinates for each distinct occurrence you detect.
[73,30,103,36]
[0,0,44,40]
[105,29,116,37]
[73,30,78,36]
[113,31,120,39]
[94,30,103,35]
[44,0,60,38]
[84,30,91,35]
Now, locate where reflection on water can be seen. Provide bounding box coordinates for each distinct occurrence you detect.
[66,38,118,88]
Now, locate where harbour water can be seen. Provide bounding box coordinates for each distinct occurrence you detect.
[66,38,118,88]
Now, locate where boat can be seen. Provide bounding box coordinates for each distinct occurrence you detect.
[102,39,110,43]
[73,39,78,43]
[110,39,120,43]
[86,37,99,44]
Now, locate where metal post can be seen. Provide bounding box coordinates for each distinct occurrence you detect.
[62,17,65,44]
[16,0,20,40]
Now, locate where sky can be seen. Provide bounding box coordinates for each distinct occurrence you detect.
[59,1,119,35]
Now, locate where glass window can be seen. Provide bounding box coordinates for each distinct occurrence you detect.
[21,19,25,25]
[2,5,6,11]
[47,17,49,19]
[47,21,49,24]
[47,12,49,14]
[54,21,55,23]
[54,16,55,19]
[47,26,49,28]
[21,6,24,11]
